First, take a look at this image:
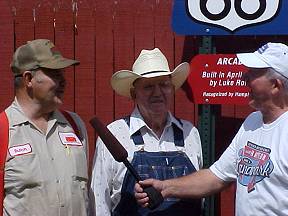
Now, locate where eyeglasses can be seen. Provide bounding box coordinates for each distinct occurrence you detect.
[14,69,38,78]
[140,80,174,92]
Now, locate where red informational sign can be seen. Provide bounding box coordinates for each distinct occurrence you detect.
[188,54,249,104]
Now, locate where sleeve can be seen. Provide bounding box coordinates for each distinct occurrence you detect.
[89,119,131,216]
[90,137,114,216]
[183,120,203,170]
[192,126,203,169]
[209,127,244,182]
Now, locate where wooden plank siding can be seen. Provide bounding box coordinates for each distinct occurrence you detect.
[74,0,96,166]
[54,1,77,112]
[2,0,288,215]
[0,0,14,111]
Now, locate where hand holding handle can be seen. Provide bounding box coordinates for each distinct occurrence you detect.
[143,186,164,210]
[89,117,164,210]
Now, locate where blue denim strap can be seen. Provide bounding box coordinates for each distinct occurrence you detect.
[123,116,184,147]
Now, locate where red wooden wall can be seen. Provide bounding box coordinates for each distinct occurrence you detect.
[1,0,288,215]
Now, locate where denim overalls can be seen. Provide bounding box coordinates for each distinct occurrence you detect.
[112,117,201,216]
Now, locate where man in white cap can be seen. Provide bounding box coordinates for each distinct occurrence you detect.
[90,48,203,215]
[0,39,89,215]
[135,42,288,216]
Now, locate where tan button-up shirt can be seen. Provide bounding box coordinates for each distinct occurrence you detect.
[4,99,89,216]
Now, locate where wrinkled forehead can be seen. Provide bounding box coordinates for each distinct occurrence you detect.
[242,68,269,80]
[35,67,65,78]
[133,75,171,86]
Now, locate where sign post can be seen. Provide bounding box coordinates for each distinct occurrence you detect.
[197,36,216,216]
[190,51,249,216]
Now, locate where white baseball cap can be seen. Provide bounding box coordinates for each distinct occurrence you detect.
[236,42,288,78]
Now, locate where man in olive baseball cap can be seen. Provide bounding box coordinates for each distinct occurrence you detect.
[11,39,79,76]
[2,39,89,216]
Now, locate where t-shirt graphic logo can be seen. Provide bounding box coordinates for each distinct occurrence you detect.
[237,141,274,193]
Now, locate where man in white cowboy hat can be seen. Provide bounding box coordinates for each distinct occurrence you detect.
[135,42,288,216]
[90,48,203,215]
[0,39,89,216]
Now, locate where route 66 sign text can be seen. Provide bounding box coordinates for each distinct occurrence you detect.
[172,0,286,35]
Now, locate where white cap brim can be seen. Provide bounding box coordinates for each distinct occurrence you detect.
[236,53,270,68]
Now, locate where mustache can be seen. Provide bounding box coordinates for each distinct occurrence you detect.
[150,98,164,103]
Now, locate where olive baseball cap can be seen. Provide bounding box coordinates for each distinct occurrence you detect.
[11,39,79,76]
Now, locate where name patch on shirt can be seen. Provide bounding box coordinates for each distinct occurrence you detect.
[59,132,82,146]
[9,143,32,156]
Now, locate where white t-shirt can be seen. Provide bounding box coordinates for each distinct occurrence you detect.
[90,107,203,216]
[210,111,288,216]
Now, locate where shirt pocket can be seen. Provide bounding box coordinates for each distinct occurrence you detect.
[71,145,88,181]
[71,146,89,215]
[5,153,43,191]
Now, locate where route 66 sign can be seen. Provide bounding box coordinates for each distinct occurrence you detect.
[172,0,286,35]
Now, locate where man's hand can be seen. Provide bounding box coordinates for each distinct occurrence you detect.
[134,169,229,209]
[134,179,165,208]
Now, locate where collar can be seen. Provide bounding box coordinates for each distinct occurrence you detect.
[8,98,67,127]
[128,107,183,136]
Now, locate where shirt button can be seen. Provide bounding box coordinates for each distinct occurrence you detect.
[56,180,60,183]
[51,157,54,161]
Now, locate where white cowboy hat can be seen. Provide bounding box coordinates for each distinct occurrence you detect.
[111,48,190,97]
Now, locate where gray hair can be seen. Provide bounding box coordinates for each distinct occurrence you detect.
[14,70,37,89]
[265,68,288,93]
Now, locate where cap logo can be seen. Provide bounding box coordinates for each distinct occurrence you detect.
[257,44,269,54]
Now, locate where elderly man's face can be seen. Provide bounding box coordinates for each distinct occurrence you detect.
[30,68,66,110]
[242,68,274,111]
[131,76,174,117]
